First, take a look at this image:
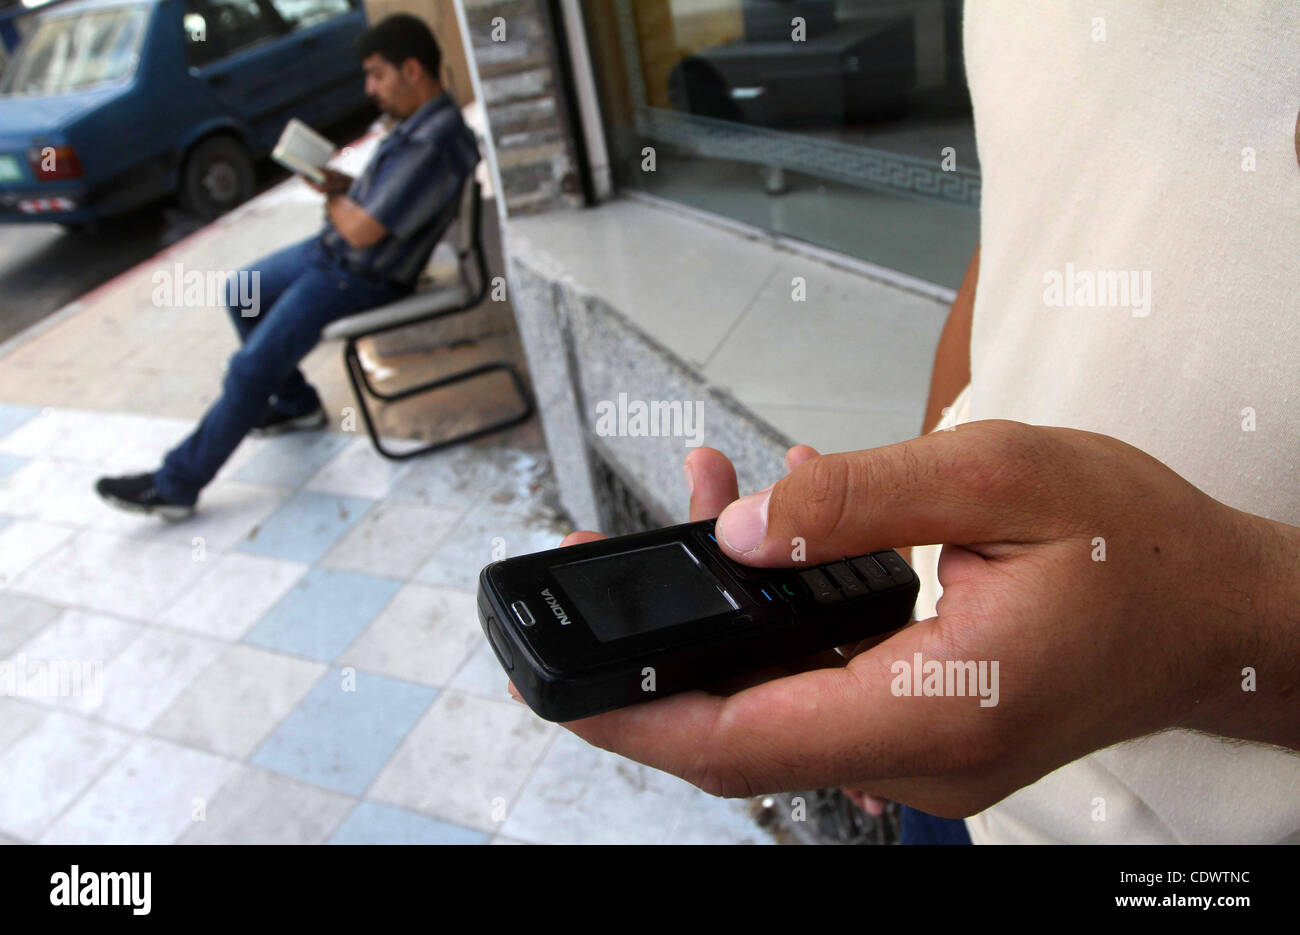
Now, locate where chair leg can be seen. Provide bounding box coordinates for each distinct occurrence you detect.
[342,340,390,457]
[341,338,535,462]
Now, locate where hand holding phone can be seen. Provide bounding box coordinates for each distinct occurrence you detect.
[479,517,917,721]
[475,442,915,723]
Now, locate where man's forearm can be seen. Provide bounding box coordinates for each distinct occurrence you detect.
[921,243,978,435]
[326,194,387,249]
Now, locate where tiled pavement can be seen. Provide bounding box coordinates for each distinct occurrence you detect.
[0,403,769,844]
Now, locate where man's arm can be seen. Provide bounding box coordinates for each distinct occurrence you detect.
[921,243,978,435]
[326,193,388,249]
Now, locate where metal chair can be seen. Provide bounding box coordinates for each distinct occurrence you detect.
[322,177,534,461]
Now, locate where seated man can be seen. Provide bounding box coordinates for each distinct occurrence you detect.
[96,14,478,519]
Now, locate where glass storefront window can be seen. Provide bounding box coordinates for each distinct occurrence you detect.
[584,0,979,289]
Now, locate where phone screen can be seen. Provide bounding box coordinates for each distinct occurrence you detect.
[550,543,736,642]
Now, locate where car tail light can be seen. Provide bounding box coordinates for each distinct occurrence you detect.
[28,145,84,181]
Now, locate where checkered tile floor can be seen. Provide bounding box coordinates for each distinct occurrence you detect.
[0,404,767,844]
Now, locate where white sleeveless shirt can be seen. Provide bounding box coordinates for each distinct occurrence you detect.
[910,0,1300,843]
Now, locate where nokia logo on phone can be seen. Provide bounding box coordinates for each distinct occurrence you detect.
[540,588,571,625]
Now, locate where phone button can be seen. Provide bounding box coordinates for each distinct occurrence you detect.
[695,530,724,557]
[510,600,536,627]
[871,551,915,586]
[824,561,868,598]
[773,576,802,602]
[797,568,842,604]
[486,616,514,670]
[849,556,895,592]
[759,569,800,605]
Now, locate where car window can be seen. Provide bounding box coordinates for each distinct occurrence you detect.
[0,6,148,96]
[266,0,350,30]
[184,0,280,68]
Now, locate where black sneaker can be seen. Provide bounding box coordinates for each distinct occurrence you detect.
[251,405,327,437]
[95,473,195,521]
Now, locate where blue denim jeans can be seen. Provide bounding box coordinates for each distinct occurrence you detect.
[153,237,407,504]
[899,805,973,845]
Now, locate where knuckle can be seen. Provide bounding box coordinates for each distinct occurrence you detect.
[784,453,858,545]
[948,420,1048,500]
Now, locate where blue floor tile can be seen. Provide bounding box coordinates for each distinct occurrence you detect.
[243,566,401,661]
[329,802,489,845]
[252,668,436,796]
[0,453,26,481]
[237,490,374,563]
[232,432,352,489]
[0,404,39,441]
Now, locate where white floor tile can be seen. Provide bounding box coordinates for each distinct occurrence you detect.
[0,409,99,460]
[368,690,555,832]
[318,501,462,580]
[337,584,482,686]
[0,596,63,656]
[502,730,697,845]
[0,520,75,589]
[665,788,773,845]
[9,530,211,619]
[8,609,143,709]
[448,641,512,701]
[64,627,224,730]
[0,409,192,473]
[412,501,566,591]
[151,644,325,758]
[387,444,550,513]
[0,459,142,533]
[0,698,47,747]
[0,711,131,841]
[157,552,307,640]
[304,438,413,500]
[176,765,354,844]
[39,736,239,844]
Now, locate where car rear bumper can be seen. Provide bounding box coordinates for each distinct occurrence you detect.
[0,192,95,223]
[0,160,173,224]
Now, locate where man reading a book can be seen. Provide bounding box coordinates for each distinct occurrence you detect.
[95,14,479,518]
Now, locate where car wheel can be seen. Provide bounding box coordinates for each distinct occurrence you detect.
[180,135,255,220]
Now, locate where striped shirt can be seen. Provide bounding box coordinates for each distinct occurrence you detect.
[319,93,479,287]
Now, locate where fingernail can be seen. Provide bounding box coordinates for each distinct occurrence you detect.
[683,462,694,497]
[716,487,771,554]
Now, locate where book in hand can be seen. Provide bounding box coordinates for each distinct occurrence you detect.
[271,118,335,184]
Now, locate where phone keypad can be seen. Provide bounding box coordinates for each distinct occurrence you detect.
[697,525,913,608]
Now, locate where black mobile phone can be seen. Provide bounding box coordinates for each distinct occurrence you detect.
[477,517,918,722]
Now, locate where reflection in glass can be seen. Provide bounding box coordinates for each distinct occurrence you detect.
[586,0,979,288]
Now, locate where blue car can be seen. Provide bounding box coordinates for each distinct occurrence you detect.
[0,0,369,227]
